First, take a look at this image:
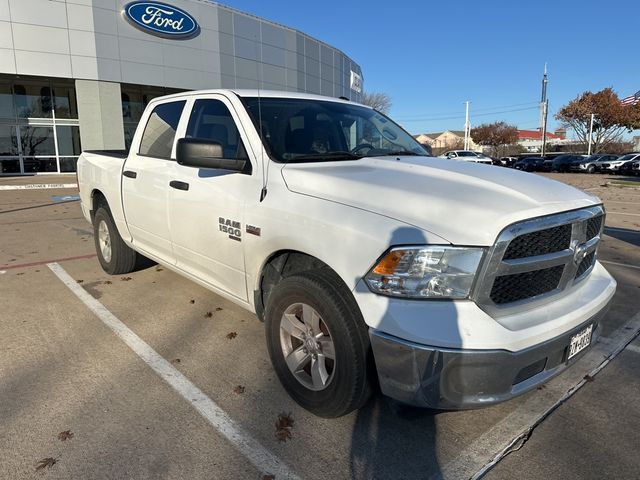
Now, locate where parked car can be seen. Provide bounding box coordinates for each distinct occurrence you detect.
[542,154,585,172]
[499,156,519,167]
[569,154,619,173]
[630,160,640,176]
[439,150,492,164]
[618,158,639,176]
[77,89,615,417]
[601,153,640,174]
[513,157,545,172]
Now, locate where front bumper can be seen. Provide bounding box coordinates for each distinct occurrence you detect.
[369,299,611,409]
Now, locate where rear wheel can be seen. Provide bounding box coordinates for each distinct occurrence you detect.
[93,207,139,275]
[587,165,595,173]
[265,270,373,417]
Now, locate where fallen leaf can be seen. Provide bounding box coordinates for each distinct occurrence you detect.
[58,430,74,441]
[204,311,213,318]
[215,307,223,312]
[156,267,164,272]
[584,374,595,382]
[121,276,132,281]
[16,272,24,276]
[275,412,294,442]
[171,358,181,364]
[102,280,112,285]
[226,332,237,340]
[189,299,195,304]
[35,457,57,471]
[76,279,83,283]
[262,475,275,480]
[233,385,245,394]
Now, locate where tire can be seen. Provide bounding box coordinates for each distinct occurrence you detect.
[93,206,139,275]
[264,269,373,417]
[587,165,595,173]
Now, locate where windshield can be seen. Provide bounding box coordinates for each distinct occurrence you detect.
[456,151,479,157]
[617,154,636,161]
[241,97,428,162]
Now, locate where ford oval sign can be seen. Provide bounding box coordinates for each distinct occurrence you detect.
[123,1,200,40]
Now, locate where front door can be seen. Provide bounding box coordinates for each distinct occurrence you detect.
[168,96,257,301]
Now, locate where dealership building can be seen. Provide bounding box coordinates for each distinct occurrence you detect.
[0,0,364,175]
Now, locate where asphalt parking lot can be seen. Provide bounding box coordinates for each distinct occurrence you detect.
[1,171,639,480]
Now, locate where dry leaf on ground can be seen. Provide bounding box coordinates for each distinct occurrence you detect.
[57,430,73,441]
[35,457,57,471]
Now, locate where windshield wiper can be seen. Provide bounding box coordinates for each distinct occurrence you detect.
[287,151,363,162]
[371,150,423,157]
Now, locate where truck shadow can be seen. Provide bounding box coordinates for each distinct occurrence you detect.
[349,226,463,479]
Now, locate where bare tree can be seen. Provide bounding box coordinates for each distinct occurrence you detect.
[471,121,519,157]
[555,88,640,153]
[360,92,392,113]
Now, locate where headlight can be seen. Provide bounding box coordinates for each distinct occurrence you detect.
[364,246,484,299]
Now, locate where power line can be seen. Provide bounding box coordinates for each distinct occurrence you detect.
[399,105,540,123]
[395,101,539,120]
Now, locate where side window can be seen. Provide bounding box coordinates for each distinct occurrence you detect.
[186,99,248,159]
[138,101,185,159]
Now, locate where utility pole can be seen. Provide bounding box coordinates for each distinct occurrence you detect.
[587,113,595,155]
[540,64,549,157]
[464,101,470,150]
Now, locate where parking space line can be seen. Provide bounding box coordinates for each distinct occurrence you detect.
[47,262,300,480]
[625,343,640,355]
[607,211,640,217]
[432,311,640,480]
[605,201,640,205]
[600,260,640,271]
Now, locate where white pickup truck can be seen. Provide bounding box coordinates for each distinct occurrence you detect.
[78,90,616,417]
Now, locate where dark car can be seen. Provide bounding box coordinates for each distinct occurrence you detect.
[619,158,640,176]
[569,154,619,173]
[542,154,584,172]
[499,156,518,167]
[631,160,640,176]
[513,157,545,172]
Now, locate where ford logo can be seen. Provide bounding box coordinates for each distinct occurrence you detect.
[123,1,200,39]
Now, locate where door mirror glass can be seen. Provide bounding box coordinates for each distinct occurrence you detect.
[176,138,247,172]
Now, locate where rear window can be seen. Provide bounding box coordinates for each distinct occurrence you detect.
[138,101,186,159]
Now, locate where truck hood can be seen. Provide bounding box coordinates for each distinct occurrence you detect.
[281,156,600,246]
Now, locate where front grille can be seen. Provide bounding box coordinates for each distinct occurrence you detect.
[576,252,595,278]
[586,215,603,240]
[503,224,571,259]
[474,206,604,314]
[490,265,564,304]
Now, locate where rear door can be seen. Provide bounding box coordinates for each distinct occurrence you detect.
[167,95,258,301]
[121,99,187,263]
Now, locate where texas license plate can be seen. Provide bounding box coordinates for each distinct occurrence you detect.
[567,324,593,361]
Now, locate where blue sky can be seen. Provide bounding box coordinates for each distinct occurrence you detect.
[223,0,639,137]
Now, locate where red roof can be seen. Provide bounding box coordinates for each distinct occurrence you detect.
[518,130,559,140]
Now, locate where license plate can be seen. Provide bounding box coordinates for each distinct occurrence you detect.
[567,324,593,360]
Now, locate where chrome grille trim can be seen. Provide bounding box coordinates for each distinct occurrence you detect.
[472,205,605,316]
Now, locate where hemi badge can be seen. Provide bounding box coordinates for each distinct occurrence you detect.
[246,225,261,236]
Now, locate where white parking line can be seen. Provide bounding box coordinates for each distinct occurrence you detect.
[625,343,640,355]
[605,201,640,205]
[47,262,300,480]
[600,260,640,271]
[607,211,640,217]
[432,311,640,480]
[0,183,78,190]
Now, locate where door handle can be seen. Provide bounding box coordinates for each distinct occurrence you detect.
[123,170,137,179]
[169,180,189,191]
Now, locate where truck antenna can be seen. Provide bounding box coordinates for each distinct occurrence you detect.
[256,36,268,202]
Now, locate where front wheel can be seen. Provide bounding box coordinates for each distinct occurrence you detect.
[93,207,140,275]
[264,270,373,417]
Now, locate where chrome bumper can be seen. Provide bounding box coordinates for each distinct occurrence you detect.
[369,299,611,409]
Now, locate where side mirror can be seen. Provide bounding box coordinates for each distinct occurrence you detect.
[176,138,248,172]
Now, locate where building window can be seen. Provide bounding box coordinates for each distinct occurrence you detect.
[0,74,80,175]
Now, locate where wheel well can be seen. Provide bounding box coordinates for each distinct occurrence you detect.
[255,251,333,322]
[91,190,109,220]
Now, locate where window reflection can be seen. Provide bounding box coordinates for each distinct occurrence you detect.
[20,127,55,156]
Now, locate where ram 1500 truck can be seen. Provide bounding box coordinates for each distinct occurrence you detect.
[77,90,616,418]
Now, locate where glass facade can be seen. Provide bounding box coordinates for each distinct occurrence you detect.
[0,74,80,174]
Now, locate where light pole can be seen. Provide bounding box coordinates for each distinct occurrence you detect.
[464,101,470,150]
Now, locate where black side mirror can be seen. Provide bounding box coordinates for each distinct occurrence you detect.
[176,138,248,172]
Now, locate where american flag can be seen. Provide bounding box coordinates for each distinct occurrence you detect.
[621,90,640,106]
